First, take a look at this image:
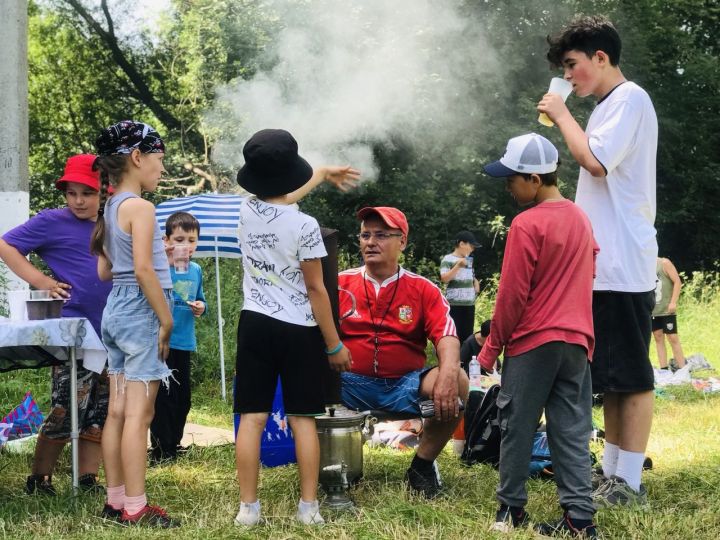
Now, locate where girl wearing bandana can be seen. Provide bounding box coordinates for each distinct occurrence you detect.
[90,121,178,528]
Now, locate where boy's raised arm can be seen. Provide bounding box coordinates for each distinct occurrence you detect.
[285,166,360,204]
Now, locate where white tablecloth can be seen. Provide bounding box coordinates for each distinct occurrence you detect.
[0,317,106,373]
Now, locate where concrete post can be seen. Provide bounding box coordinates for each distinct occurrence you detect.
[0,1,29,293]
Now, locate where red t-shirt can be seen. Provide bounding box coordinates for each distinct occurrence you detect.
[479,200,599,371]
[338,267,457,378]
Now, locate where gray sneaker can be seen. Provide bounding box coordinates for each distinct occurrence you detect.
[591,467,609,492]
[593,475,647,509]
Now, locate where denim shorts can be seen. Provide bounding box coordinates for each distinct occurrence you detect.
[101,285,173,383]
[341,368,432,414]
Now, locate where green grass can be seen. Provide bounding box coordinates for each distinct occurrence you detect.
[1,287,719,538]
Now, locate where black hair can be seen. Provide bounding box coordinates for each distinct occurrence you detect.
[165,211,201,237]
[546,15,621,68]
[89,155,129,256]
[519,168,559,187]
[480,320,491,338]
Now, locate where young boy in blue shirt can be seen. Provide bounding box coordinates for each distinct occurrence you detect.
[150,211,207,463]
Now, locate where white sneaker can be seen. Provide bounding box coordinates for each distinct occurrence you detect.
[234,501,261,526]
[296,500,325,525]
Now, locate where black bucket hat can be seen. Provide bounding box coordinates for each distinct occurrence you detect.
[236,129,313,198]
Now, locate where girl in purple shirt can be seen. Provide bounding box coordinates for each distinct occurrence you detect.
[0,154,112,495]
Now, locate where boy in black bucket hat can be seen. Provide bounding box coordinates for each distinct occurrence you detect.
[233,129,359,527]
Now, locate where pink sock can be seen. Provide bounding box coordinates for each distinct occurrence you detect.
[106,485,125,510]
[124,493,148,516]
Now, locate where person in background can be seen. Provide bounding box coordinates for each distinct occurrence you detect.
[0,154,111,495]
[440,231,481,342]
[149,211,207,464]
[459,319,492,374]
[652,257,686,371]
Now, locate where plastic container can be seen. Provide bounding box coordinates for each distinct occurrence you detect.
[26,299,63,320]
[234,377,296,467]
[468,356,482,390]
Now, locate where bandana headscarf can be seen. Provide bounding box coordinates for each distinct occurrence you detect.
[95,120,165,156]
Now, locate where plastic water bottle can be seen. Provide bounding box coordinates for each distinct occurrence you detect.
[468,355,482,389]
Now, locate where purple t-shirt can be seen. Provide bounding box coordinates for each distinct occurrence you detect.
[2,208,112,335]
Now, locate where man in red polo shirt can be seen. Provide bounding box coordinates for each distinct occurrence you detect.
[338,207,469,499]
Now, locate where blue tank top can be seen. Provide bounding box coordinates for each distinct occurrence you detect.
[104,192,171,288]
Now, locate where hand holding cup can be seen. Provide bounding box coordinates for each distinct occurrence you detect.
[538,77,573,127]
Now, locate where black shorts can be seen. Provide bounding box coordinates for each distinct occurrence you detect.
[652,314,678,334]
[591,291,655,394]
[234,310,326,416]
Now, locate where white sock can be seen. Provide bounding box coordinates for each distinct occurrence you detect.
[241,500,260,512]
[615,449,645,491]
[298,499,319,512]
[602,442,619,479]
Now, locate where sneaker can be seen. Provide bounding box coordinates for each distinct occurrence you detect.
[121,504,180,528]
[591,466,609,491]
[100,504,123,521]
[490,505,529,532]
[26,474,56,496]
[296,500,325,525]
[405,461,443,499]
[593,475,647,508]
[79,474,105,494]
[234,502,261,527]
[535,513,598,538]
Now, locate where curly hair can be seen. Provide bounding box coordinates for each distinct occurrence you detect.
[546,15,621,68]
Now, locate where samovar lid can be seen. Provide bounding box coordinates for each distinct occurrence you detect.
[315,405,369,428]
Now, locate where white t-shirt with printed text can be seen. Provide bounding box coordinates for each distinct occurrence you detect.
[575,81,658,292]
[239,197,327,326]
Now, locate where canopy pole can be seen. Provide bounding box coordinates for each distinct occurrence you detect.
[214,238,227,400]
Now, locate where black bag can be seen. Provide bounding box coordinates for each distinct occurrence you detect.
[461,384,502,466]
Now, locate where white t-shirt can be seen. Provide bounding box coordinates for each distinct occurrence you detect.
[575,81,658,292]
[239,196,327,326]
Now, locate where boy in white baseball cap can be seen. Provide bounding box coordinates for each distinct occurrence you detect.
[481,133,601,537]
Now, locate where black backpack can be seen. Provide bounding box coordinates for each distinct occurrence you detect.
[461,384,502,466]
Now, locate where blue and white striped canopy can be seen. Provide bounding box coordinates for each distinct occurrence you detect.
[156,193,243,259]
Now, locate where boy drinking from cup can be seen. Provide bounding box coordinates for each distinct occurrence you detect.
[149,211,207,463]
[539,15,658,508]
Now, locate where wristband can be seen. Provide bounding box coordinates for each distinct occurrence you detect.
[325,342,344,355]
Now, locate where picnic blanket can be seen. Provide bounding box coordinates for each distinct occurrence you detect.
[0,391,44,448]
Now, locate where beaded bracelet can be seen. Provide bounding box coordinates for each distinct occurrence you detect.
[325,341,344,355]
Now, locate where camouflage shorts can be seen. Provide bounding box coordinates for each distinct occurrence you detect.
[39,364,109,443]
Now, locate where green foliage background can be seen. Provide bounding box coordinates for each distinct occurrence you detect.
[20,0,720,386]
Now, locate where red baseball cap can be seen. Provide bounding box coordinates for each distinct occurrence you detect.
[356,206,409,236]
[55,154,100,191]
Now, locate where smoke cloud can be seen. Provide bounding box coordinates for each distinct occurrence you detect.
[207,0,500,181]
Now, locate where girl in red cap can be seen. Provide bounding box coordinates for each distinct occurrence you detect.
[0,154,112,495]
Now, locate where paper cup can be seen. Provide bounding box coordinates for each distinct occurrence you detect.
[7,290,29,321]
[539,77,573,127]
